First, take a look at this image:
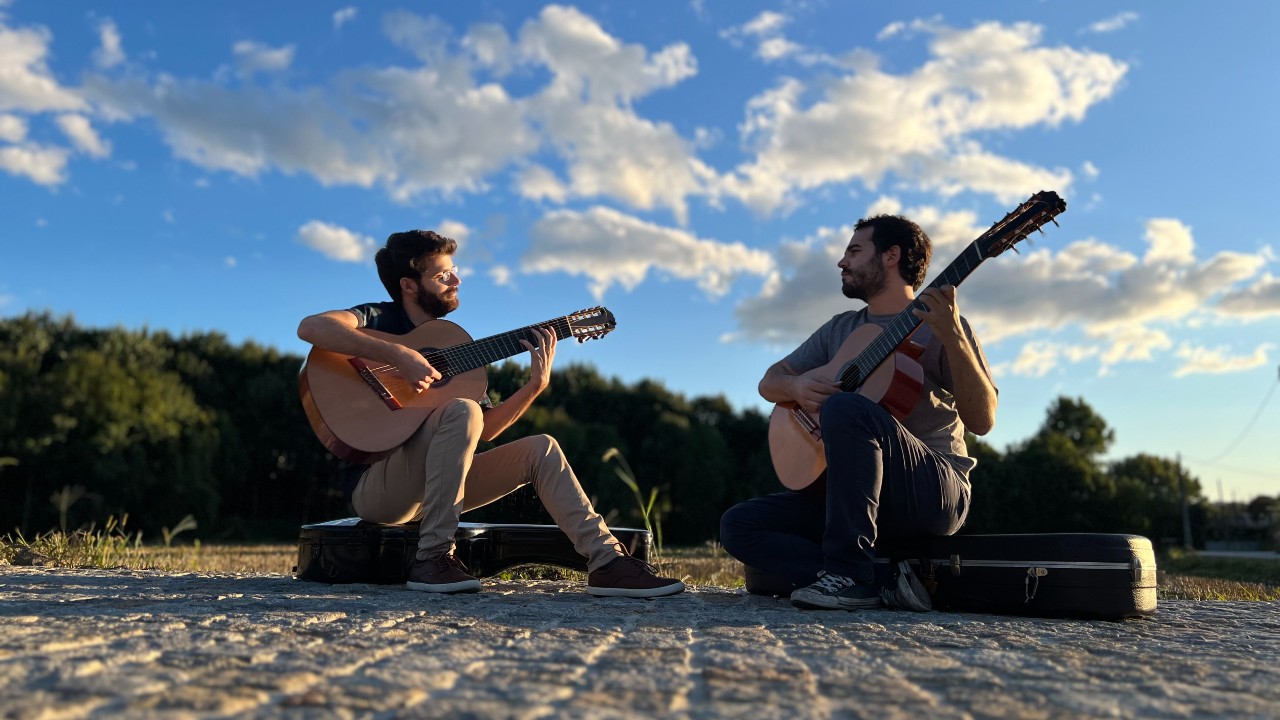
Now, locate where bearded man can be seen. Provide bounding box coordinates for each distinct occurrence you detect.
[720,214,998,611]
[298,230,683,598]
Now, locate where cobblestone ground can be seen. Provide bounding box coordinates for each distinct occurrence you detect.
[1,567,1278,719]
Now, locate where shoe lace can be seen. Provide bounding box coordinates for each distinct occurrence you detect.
[813,571,856,594]
[616,555,660,575]
[438,553,471,574]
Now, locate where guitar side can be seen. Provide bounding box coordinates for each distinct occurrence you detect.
[767,323,924,491]
[299,321,488,463]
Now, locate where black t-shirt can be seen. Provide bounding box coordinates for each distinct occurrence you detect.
[337,301,493,503]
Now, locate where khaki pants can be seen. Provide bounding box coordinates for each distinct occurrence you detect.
[352,398,623,572]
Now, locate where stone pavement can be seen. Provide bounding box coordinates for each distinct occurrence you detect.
[1,567,1278,719]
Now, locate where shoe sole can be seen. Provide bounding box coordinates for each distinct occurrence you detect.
[406,579,482,593]
[790,590,881,611]
[888,561,932,612]
[587,580,685,598]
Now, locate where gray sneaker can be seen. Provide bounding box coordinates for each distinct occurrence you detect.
[880,560,932,612]
[790,571,882,610]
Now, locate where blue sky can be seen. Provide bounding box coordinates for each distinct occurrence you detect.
[2,1,1277,502]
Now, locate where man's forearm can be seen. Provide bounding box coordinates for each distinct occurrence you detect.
[943,337,997,435]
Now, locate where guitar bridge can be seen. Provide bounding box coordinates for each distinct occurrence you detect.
[791,408,822,442]
[348,358,403,411]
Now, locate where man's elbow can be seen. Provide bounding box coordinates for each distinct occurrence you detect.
[968,418,995,437]
[965,404,997,436]
[297,315,330,344]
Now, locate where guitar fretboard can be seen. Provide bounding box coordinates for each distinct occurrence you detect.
[421,315,579,377]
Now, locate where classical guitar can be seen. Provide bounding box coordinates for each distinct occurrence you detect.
[300,307,616,463]
[768,191,1067,490]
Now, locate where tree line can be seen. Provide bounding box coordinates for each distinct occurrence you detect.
[0,312,1270,548]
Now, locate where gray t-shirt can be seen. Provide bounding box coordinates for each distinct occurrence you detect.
[783,308,995,478]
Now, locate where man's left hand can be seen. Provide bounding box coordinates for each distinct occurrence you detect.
[520,326,557,390]
[912,285,964,341]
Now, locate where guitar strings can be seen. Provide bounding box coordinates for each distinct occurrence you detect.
[361,313,602,378]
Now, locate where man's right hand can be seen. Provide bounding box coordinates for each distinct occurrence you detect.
[789,372,840,415]
[392,346,442,392]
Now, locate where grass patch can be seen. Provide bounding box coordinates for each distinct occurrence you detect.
[1155,548,1280,601]
[6,529,1279,601]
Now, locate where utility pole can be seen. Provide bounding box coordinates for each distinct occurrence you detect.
[1178,453,1193,550]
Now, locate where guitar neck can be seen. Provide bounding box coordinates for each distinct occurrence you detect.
[422,315,575,377]
[838,243,987,391]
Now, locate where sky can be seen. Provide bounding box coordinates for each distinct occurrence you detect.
[2,1,1277,503]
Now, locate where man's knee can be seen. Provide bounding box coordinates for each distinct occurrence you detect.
[439,398,484,432]
[719,502,752,557]
[514,434,567,478]
[820,392,881,431]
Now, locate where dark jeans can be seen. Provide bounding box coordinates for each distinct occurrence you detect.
[721,393,969,587]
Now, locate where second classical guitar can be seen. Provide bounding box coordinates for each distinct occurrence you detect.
[300,307,616,463]
[768,191,1066,490]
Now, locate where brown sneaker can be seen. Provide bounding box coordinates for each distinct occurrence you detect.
[406,553,482,594]
[587,555,685,598]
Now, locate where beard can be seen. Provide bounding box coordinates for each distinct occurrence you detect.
[414,280,459,318]
[841,259,888,302]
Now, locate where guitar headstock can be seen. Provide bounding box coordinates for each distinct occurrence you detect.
[566,306,617,343]
[978,190,1067,259]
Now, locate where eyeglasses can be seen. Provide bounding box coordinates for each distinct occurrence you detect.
[429,266,460,284]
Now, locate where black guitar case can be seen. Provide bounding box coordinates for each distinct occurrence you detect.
[745,532,1157,620]
[294,518,653,584]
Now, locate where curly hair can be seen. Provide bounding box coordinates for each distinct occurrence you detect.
[375,230,458,301]
[853,214,932,290]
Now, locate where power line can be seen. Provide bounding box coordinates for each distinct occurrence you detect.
[1199,364,1279,465]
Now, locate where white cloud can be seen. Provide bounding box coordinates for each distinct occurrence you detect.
[519,5,707,222]
[93,19,124,69]
[83,13,539,200]
[1174,342,1273,377]
[996,340,1100,378]
[1217,273,1280,318]
[225,256,237,268]
[720,11,833,66]
[722,20,1126,212]
[232,41,295,76]
[333,7,358,30]
[0,142,68,185]
[1085,12,1139,34]
[0,113,25,142]
[436,219,470,244]
[55,114,111,157]
[61,10,1127,226]
[296,220,376,263]
[0,20,87,113]
[1081,160,1100,179]
[516,164,569,203]
[1143,217,1195,265]
[524,206,773,300]
[489,264,513,287]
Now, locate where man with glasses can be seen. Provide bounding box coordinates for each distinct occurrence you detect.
[298,230,684,597]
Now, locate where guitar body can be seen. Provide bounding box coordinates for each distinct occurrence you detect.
[299,321,489,464]
[768,323,925,491]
